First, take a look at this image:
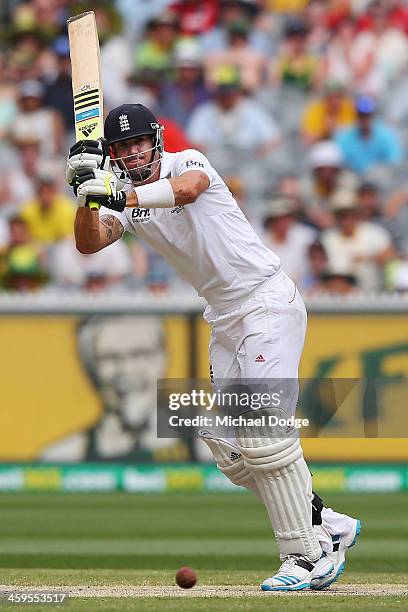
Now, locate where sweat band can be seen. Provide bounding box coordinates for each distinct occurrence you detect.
[134,178,175,208]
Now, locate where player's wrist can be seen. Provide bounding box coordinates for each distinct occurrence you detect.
[123,189,138,208]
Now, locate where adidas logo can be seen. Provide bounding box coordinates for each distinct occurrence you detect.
[255,354,266,362]
[230,451,241,461]
[79,122,98,137]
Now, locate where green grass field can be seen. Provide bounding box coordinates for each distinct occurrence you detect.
[0,491,407,610]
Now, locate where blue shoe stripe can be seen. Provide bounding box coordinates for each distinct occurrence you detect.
[286,575,301,583]
[332,534,341,542]
[274,577,292,586]
[262,582,310,592]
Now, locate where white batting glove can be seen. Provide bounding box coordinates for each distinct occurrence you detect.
[74,168,127,212]
[66,138,109,186]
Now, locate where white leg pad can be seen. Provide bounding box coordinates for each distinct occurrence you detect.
[198,430,262,500]
[236,426,322,561]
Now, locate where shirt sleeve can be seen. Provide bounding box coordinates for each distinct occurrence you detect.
[172,149,215,186]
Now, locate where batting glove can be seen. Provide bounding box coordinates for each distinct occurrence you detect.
[74,168,127,212]
[66,138,109,186]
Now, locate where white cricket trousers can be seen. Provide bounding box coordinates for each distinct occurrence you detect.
[203,269,355,539]
[204,269,306,383]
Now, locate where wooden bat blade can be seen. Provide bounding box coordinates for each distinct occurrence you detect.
[68,11,103,141]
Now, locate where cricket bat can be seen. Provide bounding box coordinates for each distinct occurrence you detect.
[67,11,104,210]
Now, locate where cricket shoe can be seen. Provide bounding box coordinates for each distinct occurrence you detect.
[310,518,361,590]
[261,554,334,592]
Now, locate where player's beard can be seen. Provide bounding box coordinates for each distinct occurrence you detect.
[128,165,152,182]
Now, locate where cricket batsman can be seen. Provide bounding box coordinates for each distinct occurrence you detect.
[66,103,361,591]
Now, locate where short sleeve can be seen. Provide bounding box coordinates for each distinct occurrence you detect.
[172,149,214,186]
[367,224,392,252]
[99,205,133,234]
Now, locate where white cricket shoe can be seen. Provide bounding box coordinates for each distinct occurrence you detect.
[310,518,361,590]
[261,554,334,592]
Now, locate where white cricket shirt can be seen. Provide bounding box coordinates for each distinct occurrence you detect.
[99,149,280,313]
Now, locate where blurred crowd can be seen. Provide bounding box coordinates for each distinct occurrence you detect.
[1,0,408,295]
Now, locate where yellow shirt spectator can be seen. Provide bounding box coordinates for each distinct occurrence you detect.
[302,88,356,143]
[267,0,308,12]
[21,180,75,244]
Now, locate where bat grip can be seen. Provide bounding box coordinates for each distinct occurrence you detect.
[85,195,103,210]
[88,201,101,210]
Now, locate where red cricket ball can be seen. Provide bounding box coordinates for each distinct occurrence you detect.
[175,566,197,589]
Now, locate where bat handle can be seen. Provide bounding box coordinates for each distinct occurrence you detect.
[88,201,101,210]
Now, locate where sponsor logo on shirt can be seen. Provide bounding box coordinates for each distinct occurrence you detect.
[131,208,150,223]
[185,159,204,168]
[171,206,185,215]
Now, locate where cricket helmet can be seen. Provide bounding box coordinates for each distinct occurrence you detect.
[105,103,164,183]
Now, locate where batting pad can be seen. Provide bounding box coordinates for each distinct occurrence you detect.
[198,430,262,500]
[235,410,322,561]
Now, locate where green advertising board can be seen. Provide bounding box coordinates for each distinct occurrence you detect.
[0,464,407,493]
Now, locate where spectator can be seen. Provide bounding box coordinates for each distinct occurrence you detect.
[387,0,408,36]
[204,18,267,93]
[43,36,74,133]
[384,68,408,134]
[101,12,133,111]
[320,269,358,295]
[356,181,405,253]
[50,238,133,289]
[159,39,210,128]
[267,0,309,12]
[6,30,50,82]
[383,186,408,257]
[0,138,41,215]
[335,95,403,175]
[0,57,18,141]
[301,81,356,144]
[262,195,316,284]
[357,0,408,36]
[200,0,269,55]
[299,241,329,294]
[116,0,173,40]
[125,66,193,150]
[187,67,281,171]
[270,17,321,91]
[322,18,357,90]
[170,0,219,36]
[20,177,75,245]
[322,188,395,292]
[385,259,408,293]
[10,80,64,158]
[352,0,408,95]
[133,12,179,75]
[0,216,47,291]
[302,140,358,228]
[305,0,331,55]
[16,0,66,39]
[276,174,304,210]
[0,216,8,251]
[127,67,164,113]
